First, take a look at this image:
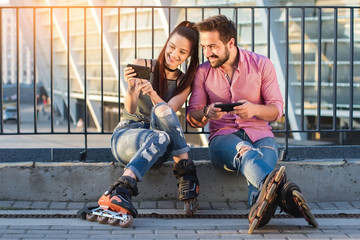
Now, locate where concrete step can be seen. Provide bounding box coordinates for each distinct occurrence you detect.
[1,157,359,203]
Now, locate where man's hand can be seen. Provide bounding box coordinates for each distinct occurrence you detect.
[206,103,228,120]
[230,100,256,119]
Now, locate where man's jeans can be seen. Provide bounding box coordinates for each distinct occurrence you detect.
[209,130,278,207]
[111,103,190,181]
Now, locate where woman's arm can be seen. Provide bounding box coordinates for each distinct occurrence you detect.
[139,80,190,113]
[167,86,191,112]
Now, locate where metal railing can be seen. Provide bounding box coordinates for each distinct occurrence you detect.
[0,5,359,160]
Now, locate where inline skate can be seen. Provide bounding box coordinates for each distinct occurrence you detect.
[78,176,138,228]
[279,180,318,227]
[248,166,286,234]
[173,159,200,217]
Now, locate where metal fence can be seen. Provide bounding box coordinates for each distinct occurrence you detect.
[0,5,359,160]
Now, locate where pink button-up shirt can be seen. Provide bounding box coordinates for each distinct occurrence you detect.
[187,48,284,143]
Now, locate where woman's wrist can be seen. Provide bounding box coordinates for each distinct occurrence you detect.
[148,90,157,97]
[127,87,136,93]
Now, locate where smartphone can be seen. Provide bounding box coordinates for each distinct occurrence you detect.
[214,102,244,112]
[127,64,151,80]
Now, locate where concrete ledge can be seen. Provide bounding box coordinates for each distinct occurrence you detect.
[0,147,209,162]
[1,145,360,162]
[1,159,359,203]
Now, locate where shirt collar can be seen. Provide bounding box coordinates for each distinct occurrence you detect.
[235,47,242,71]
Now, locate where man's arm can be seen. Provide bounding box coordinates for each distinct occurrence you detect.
[231,58,283,122]
[231,100,279,121]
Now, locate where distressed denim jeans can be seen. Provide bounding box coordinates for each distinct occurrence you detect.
[111,102,190,181]
[209,130,278,207]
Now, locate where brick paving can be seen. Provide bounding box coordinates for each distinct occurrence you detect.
[1,201,360,239]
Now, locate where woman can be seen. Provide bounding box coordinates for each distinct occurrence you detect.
[96,21,200,223]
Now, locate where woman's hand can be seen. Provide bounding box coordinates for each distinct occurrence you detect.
[138,79,156,96]
[124,66,139,90]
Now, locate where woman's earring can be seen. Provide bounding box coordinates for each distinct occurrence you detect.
[186,58,189,65]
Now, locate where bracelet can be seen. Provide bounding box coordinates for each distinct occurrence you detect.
[203,105,208,114]
[203,105,210,119]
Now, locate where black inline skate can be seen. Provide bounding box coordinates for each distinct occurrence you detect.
[279,180,318,227]
[78,176,138,228]
[248,166,286,234]
[173,159,200,217]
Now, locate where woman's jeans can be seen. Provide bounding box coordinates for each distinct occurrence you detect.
[111,103,190,181]
[209,130,278,207]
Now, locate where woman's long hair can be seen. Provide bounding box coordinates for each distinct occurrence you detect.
[153,21,199,99]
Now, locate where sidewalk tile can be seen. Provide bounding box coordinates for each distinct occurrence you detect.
[31,201,51,209]
[307,202,320,210]
[211,202,230,210]
[317,202,337,210]
[0,201,15,209]
[351,201,360,209]
[333,201,355,209]
[139,201,157,209]
[198,202,211,210]
[12,201,32,209]
[85,201,98,207]
[67,202,86,210]
[228,201,248,210]
[49,202,68,209]
[158,201,175,209]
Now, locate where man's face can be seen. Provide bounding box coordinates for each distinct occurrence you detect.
[200,31,230,68]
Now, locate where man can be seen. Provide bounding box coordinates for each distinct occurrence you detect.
[186,15,317,234]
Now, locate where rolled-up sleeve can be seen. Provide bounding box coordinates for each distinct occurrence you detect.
[261,58,284,120]
[187,64,210,114]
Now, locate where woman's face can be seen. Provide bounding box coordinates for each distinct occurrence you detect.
[165,32,192,69]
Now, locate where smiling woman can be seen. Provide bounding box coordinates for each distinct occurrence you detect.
[80,21,200,227]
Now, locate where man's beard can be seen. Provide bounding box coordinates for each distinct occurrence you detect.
[208,47,230,68]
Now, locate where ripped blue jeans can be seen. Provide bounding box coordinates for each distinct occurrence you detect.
[111,102,190,181]
[209,130,278,207]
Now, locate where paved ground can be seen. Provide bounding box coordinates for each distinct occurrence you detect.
[0,200,360,239]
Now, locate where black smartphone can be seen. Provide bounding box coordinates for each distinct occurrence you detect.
[214,102,244,112]
[127,64,151,80]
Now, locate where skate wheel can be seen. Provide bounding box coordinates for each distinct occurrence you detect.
[184,201,194,217]
[304,210,318,228]
[266,183,277,201]
[184,199,199,217]
[274,166,285,182]
[302,203,310,212]
[293,190,309,210]
[108,218,120,226]
[119,214,133,228]
[292,191,318,228]
[256,201,267,217]
[248,218,258,234]
[97,215,108,224]
[86,213,97,222]
[293,190,306,203]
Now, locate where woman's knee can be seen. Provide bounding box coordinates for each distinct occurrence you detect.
[153,103,173,117]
